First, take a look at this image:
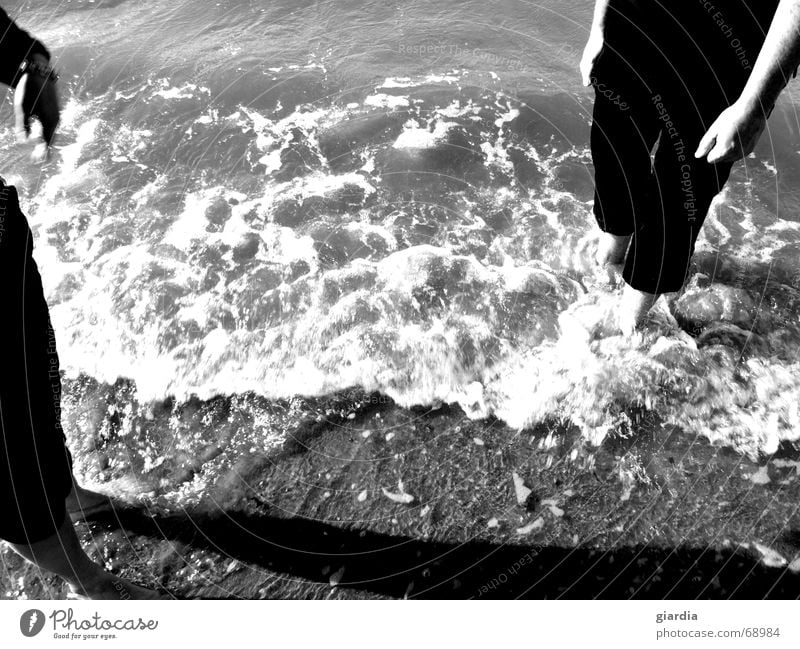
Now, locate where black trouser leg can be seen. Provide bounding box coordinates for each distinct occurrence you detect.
[590,76,660,238]
[622,97,734,295]
[0,184,72,545]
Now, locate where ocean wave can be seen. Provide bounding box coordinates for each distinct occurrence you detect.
[10,70,800,461]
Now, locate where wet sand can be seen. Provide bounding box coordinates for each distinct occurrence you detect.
[3,384,800,599]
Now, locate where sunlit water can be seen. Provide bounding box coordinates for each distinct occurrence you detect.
[2,0,800,507]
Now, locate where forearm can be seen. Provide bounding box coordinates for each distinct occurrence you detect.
[590,0,612,32]
[0,7,50,87]
[738,0,800,113]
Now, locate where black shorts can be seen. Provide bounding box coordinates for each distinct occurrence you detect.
[591,0,778,293]
[0,183,72,545]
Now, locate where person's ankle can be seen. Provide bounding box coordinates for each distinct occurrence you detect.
[595,232,631,267]
[619,284,660,335]
[66,482,109,510]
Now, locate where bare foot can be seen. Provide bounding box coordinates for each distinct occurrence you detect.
[68,569,165,600]
[595,232,630,285]
[595,232,630,265]
[618,284,660,335]
[558,298,619,342]
[66,483,114,521]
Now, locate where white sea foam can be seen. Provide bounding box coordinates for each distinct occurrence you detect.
[392,119,455,149]
[15,71,800,462]
[364,93,411,109]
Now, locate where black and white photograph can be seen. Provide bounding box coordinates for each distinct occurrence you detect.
[1,0,800,643]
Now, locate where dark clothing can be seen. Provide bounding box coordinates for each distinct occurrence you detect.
[0,7,50,86]
[591,0,780,293]
[0,183,72,544]
[0,7,69,545]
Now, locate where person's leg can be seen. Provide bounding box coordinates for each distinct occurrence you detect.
[590,94,659,272]
[0,184,159,599]
[618,147,733,334]
[609,1,760,332]
[620,100,734,330]
[0,183,73,548]
[595,233,630,271]
[65,482,115,520]
[588,10,661,286]
[8,513,160,599]
[617,283,661,335]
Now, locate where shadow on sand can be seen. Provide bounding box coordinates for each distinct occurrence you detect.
[100,508,800,599]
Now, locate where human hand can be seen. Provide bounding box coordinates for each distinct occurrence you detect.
[13,54,60,162]
[580,27,605,87]
[694,100,768,164]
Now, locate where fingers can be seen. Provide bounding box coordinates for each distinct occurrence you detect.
[13,75,31,143]
[696,126,741,164]
[694,128,717,160]
[705,146,725,164]
[694,104,764,164]
[14,110,31,143]
[706,141,737,164]
[12,72,60,158]
[581,67,594,87]
[695,129,739,163]
[580,58,595,87]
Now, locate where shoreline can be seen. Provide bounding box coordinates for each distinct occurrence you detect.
[3,383,800,599]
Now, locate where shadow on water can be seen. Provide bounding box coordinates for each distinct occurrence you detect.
[99,509,800,599]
